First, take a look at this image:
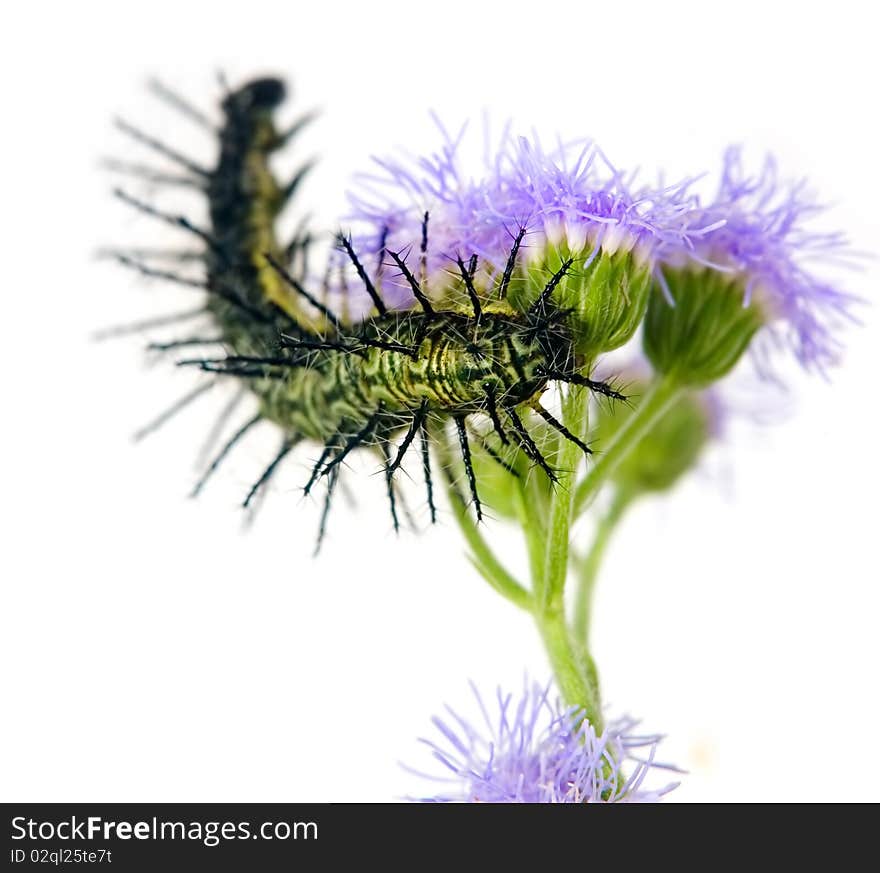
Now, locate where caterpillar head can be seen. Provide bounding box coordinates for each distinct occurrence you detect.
[222,77,286,114]
[219,77,288,153]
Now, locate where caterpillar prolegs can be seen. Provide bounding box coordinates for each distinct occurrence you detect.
[106,76,625,549]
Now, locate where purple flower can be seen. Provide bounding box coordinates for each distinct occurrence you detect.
[346,124,860,374]
[408,682,679,803]
[660,146,861,375]
[346,121,698,301]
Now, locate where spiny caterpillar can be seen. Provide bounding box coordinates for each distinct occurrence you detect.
[106,76,625,549]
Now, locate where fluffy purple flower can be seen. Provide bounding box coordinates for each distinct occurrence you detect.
[408,682,679,803]
[346,121,698,301]
[346,124,859,374]
[661,146,861,374]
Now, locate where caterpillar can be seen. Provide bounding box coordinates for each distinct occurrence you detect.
[106,75,625,549]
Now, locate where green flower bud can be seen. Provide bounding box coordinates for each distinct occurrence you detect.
[593,378,715,495]
[511,244,653,359]
[643,267,765,387]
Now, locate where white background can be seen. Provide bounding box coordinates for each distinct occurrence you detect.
[2,0,878,802]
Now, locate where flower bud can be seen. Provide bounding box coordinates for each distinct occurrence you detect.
[513,243,653,359]
[643,267,765,387]
[594,375,717,494]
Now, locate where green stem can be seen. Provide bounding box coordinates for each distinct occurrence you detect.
[572,489,632,647]
[534,604,603,732]
[513,486,547,595]
[540,386,588,612]
[434,389,606,730]
[573,375,682,516]
[527,384,604,729]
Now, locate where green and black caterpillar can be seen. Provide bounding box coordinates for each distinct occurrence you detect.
[107,76,625,548]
